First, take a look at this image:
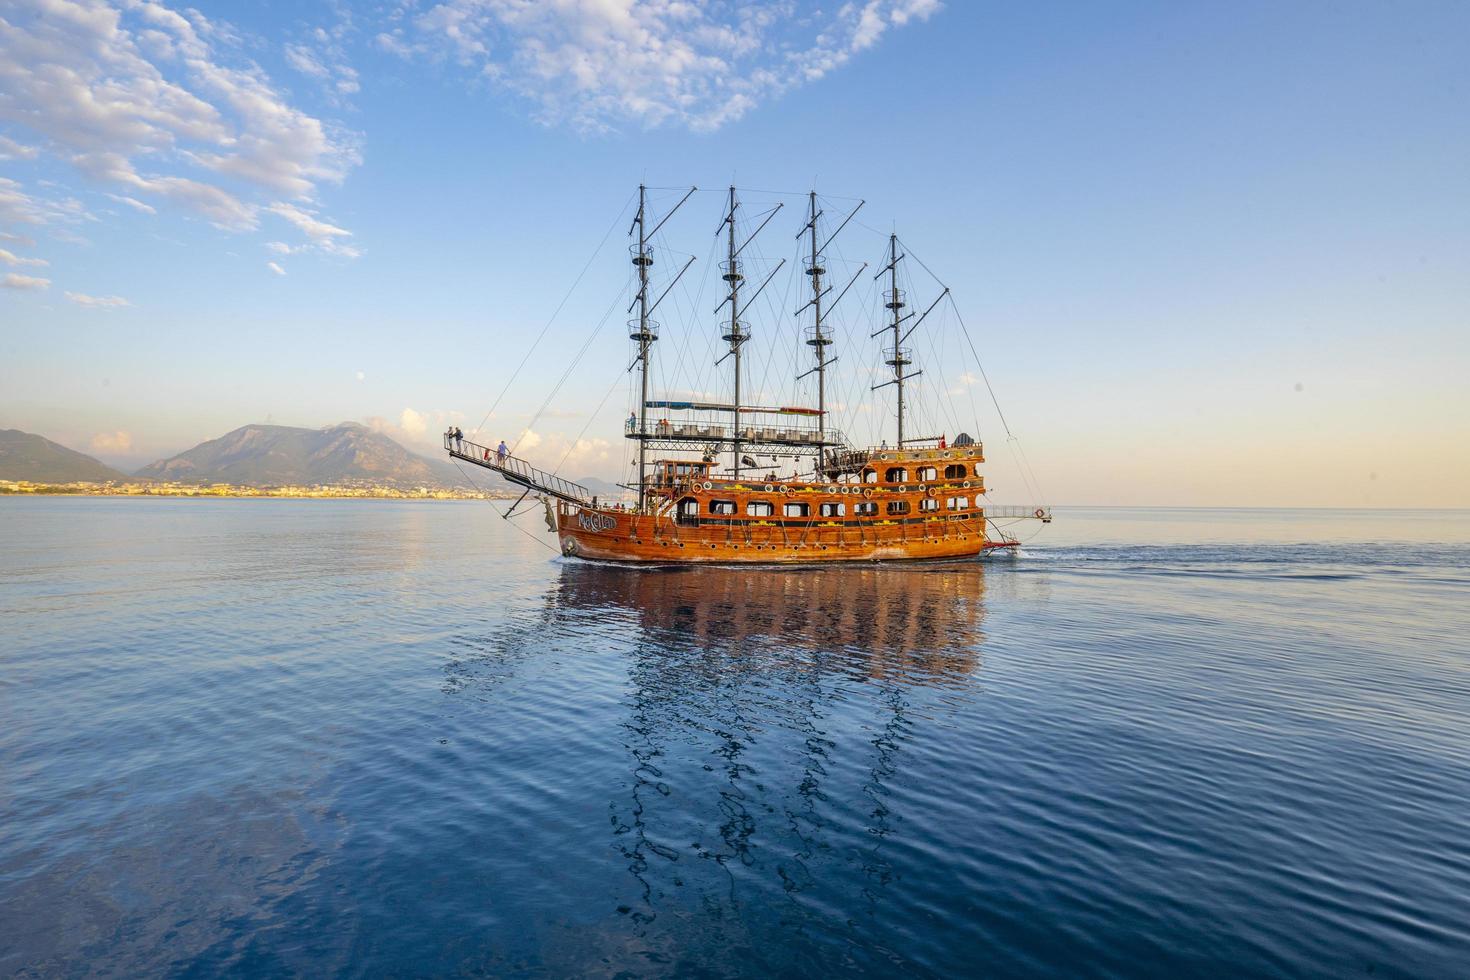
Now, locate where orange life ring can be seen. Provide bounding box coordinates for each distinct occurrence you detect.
[926,486,936,498]
[863,488,873,499]
[780,485,793,497]
[1034,507,1046,519]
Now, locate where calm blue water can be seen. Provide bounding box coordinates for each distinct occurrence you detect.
[3,499,1469,977]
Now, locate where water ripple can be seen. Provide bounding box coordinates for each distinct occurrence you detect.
[2,500,1469,976]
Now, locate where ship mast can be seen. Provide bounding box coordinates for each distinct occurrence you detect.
[632,184,653,508]
[627,184,695,509]
[722,186,746,481]
[806,192,829,450]
[886,233,909,446]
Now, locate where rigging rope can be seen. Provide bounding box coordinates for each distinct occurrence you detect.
[900,239,1049,506]
[513,282,630,455]
[448,458,562,554]
[473,190,636,441]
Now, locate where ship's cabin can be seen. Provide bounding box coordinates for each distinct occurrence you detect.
[652,459,711,487]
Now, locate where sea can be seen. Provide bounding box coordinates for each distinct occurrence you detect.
[2,498,1468,978]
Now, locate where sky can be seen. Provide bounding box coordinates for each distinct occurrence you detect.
[1,0,1466,507]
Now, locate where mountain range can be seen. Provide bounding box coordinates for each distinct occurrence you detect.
[133,422,478,488]
[2,423,496,489]
[0,423,629,494]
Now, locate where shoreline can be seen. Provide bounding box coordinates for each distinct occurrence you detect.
[0,480,514,501]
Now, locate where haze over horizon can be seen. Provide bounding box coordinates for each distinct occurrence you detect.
[2,1,1466,507]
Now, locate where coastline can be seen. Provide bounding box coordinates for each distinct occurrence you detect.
[0,479,513,501]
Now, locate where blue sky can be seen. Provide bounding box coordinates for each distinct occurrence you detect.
[1,0,1466,505]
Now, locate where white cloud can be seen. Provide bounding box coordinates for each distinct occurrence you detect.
[948,370,979,395]
[0,0,359,240]
[91,430,134,452]
[400,0,944,132]
[0,134,39,160]
[355,370,365,381]
[267,201,361,258]
[399,407,427,436]
[265,240,297,254]
[285,43,330,79]
[366,408,467,449]
[65,291,130,307]
[0,248,47,268]
[284,13,361,105]
[106,193,157,214]
[505,428,613,475]
[266,260,285,275]
[2,272,49,289]
[267,202,351,241]
[0,177,93,228]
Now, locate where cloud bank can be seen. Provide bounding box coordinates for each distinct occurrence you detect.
[0,0,358,244]
[380,0,942,132]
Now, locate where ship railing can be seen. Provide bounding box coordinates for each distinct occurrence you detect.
[985,505,1053,523]
[444,434,594,507]
[825,444,985,473]
[626,420,843,447]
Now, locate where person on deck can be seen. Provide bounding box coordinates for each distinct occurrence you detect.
[938,435,947,449]
[496,440,508,463]
[453,427,463,449]
[627,412,637,431]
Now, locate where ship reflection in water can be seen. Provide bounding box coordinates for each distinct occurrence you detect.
[553,558,988,684]
[442,559,994,972]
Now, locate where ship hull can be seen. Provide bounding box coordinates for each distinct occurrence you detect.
[555,510,1015,564]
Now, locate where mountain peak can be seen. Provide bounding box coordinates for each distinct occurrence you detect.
[0,429,130,483]
[133,422,475,489]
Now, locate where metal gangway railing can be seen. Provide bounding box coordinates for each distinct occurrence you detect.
[445,434,593,507]
[985,504,1053,523]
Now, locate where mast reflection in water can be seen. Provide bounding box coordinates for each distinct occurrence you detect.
[443,560,992,972]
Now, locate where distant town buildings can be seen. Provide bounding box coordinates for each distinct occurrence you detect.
[0,480,513,500]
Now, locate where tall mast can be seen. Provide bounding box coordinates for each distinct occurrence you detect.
[722,185,745,481]
[886,232,909,447]
[807,191,829,450]
[632,184,653,509]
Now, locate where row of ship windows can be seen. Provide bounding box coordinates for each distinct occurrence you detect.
[690,497,973,518]
[863,464,967,484]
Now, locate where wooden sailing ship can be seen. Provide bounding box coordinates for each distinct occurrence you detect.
[448,185,1049,564]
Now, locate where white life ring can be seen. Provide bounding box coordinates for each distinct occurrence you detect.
[763,484,775,493]
[702,481,713,490]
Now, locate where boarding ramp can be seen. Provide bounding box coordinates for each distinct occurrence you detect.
[985,505,1053,523]
[445,434,594,507]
